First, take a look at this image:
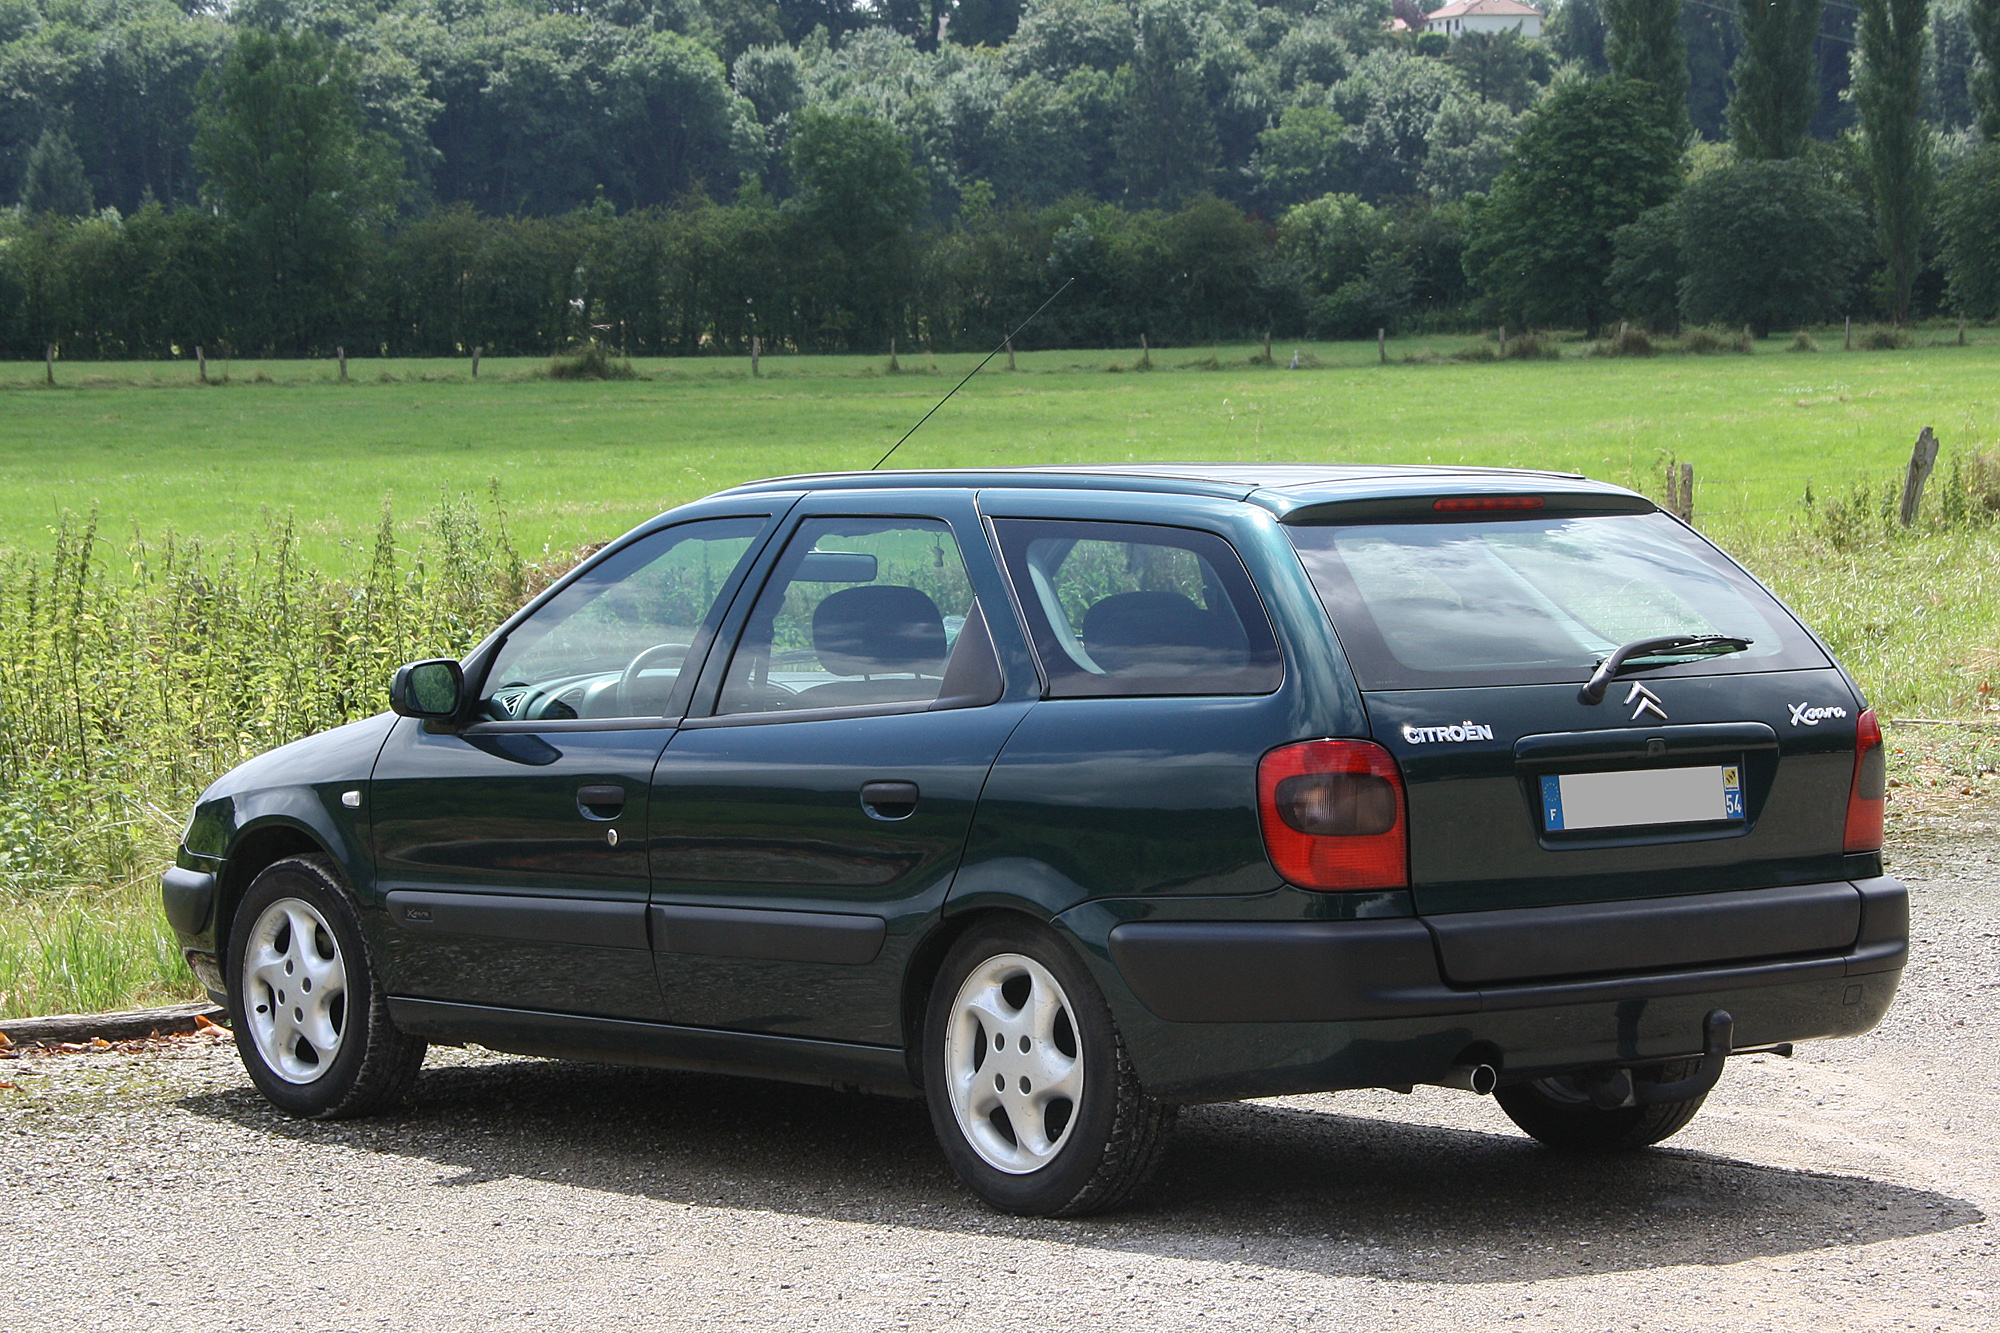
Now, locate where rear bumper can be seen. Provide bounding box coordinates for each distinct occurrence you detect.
[1078,876,1907,1101]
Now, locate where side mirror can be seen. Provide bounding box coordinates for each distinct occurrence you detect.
[390,659,465,720]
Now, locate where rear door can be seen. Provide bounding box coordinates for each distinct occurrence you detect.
[1287,507,1866,931]
[646,492,1034,1045]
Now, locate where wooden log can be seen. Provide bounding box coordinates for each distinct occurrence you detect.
[1899,426,1940,526]
[0,1001,225,1047]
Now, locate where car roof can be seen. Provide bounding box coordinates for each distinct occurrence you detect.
[711,463,1650,520]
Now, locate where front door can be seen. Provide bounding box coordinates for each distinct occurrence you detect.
[370,514,774,1018]
[649,498,1033,1045]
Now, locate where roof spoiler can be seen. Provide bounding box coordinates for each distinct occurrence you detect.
[1274,490,1657,524]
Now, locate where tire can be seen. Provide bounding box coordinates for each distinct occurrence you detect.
[921,918,1174,1217]
[1493,1060,1708,1153]
[224,854,426,1119]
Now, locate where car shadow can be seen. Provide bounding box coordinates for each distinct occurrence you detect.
[180,1056,1981,1284]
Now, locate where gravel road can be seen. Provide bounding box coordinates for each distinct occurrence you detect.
[6,813,1998,1333]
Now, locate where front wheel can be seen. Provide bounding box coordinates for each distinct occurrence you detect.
[1493,1060,1707,1153]
[225,854,426,1118]
[922,919,1174,1216]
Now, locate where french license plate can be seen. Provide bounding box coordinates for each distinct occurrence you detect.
[1541,764,1744,832]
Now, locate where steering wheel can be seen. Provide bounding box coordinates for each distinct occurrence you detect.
[617,643,690,716]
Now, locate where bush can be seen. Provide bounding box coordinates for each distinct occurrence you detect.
[1592,325,1656,356]
[1789,330,1821,352]
[1679,325,1754,354]
[1855,325,1913,350]
[546,340,639,380]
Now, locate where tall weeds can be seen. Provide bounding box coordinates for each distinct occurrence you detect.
[0,489,556,1017]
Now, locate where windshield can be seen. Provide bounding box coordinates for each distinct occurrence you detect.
[1287,513,1827,690]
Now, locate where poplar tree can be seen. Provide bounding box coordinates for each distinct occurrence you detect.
[1970,0,2000,139]
[1728,0,1823,158]
[1855,0,1932,324]
[1605,0,1691,139]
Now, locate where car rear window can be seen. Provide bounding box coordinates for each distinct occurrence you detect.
[993,518,1282,697]
[1287,513,1829,690]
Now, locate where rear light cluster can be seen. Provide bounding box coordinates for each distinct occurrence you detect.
[1432,495,1545,512]
[1257,740,1408,891]
[1844,708,1886,854]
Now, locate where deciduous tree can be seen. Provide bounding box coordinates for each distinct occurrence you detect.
[1677,158,1865,331]
[1463,76,1681,334]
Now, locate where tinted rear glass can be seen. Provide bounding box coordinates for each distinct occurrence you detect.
[1288,513,1828,690]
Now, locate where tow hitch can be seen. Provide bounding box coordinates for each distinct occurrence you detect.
[1584,1009,1735,1110]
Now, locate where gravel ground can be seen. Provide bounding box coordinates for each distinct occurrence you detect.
[6,814,1997,1333]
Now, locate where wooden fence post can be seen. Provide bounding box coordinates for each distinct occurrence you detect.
[1844,316,1852,351]
[338,347,348,382]
[1899,426,1940,526]
[1499,324,1508,356]
[750,336,760,378]
[1681,462,1694,524]
[1959,318,1967,347]
[196,346,206,385]
[1261,331,1271,365]
[471,346,481,378]
[888,337,900,373]
[44,343,53,385]
[1006,338,1016,372]
[1378,328,1386,364]
[1139,333,1152,369]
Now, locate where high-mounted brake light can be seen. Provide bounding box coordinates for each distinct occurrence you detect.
[1257,740,1408,891]
[1432,495,1545,512]
[1844,708,1885,854]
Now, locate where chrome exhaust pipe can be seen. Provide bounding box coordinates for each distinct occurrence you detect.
[1437,1063,1497,1095]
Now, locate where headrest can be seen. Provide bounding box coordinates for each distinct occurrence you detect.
[813,585,947,678]
[1080,590,1244,676]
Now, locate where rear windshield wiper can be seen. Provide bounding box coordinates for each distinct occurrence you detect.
[1578,635,1753,704]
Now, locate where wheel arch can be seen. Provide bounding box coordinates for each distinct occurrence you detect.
[216,820,336,974]
[900,902,1073,1089]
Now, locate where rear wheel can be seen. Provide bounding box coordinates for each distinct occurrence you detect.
[922,919,1174,1216]
[1494,1060,1707,1153]
[225,855,426,1119]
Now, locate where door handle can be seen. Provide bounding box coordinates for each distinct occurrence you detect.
[577,784,626,820]
[859,781,919,821]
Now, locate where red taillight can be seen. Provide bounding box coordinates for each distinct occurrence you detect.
[1432,495,1545,512]
[1844,708,1885,854]
[1257,740,1408,891]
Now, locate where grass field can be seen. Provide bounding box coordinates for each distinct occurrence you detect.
[1,333,1996,1022]
[3,331,1997,569]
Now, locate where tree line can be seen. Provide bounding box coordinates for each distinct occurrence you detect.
[3,0,1999,359]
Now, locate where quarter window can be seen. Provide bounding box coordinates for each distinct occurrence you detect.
[993,519,1282,698]
[479,517,765,721]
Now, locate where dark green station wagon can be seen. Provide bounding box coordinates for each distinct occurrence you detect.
[162,464,1905,1216]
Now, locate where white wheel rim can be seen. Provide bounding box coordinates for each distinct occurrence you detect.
[944,953,1084,1175]
[241,897,348,1084]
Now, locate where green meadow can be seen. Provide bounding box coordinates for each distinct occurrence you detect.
[2,334,1996,1021]
[3,332,1995,567]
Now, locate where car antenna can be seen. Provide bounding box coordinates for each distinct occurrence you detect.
[870,278,1073,471]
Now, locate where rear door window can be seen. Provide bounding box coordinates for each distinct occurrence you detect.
[1287,513,1828,690]
[993,519,1282,697]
